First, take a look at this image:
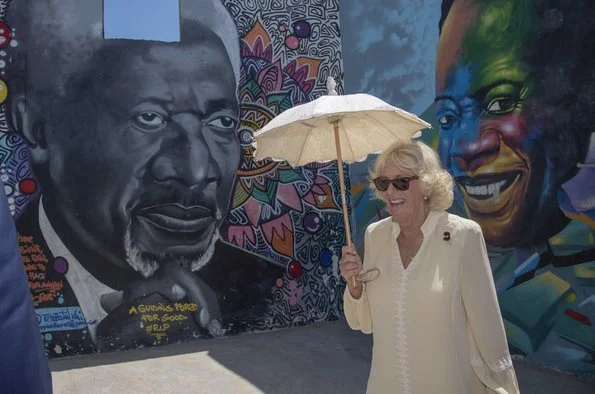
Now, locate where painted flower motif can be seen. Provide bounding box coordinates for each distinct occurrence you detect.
[223,19,342,261]
[302,175,340,210]
[227,163,339,259]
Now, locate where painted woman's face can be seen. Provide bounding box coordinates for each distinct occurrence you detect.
[436,0,566,247]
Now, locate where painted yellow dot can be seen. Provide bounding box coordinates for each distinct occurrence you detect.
[0,80,7,104]
[567,292,577,303]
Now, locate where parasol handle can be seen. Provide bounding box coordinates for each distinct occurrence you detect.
[332,120,358,289]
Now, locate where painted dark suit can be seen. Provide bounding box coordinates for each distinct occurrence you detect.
[17,199,284,356]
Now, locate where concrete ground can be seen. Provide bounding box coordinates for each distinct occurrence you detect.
[51,320,594,394]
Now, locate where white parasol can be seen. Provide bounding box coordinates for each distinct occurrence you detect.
[253,77,430,282]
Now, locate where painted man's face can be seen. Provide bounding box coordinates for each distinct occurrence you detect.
[43,36,240,276]
[436,0,565,247]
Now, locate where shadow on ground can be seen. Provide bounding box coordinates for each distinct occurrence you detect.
[50,320,594,394]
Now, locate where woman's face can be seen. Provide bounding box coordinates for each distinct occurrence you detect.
[378,164,425,223]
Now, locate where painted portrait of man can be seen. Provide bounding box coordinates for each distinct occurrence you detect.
[436,0,594,249]
[436,0,595,372]
[6,0,284,356]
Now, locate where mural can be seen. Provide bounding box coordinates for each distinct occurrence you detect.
[339,0,439,116]
[340,0,441,249]
[343,0,594,378]
[1,0,346,358]
[221,4,347,328]
[436,0,595,376]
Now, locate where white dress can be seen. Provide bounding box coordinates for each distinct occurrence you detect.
[344,211,520,394]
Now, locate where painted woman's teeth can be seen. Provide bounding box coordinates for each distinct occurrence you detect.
[390,198,405,204]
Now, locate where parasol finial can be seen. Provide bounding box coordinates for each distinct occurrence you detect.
[326,76,338,96]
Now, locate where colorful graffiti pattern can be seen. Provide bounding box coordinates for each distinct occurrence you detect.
[223,2,347,327]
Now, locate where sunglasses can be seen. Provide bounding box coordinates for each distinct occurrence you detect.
[372,175,419,192]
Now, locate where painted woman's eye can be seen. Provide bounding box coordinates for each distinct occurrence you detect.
[486,98,516,114]
[133,112,166,131]
[207,116,237,132]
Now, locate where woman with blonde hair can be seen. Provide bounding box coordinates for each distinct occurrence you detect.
[340,139,519,393]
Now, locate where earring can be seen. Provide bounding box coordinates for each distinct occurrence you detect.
[423,196,428,200]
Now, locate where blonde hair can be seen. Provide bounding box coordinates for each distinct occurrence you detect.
[369,140,454,211]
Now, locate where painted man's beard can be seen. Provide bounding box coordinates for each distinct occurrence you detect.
[123,223,220,278]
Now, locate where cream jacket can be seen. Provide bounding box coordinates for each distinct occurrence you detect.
[344,211,520,394]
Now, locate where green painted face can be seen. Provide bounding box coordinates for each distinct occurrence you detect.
[436,0,568,247]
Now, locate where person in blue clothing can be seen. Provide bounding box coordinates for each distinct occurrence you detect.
[0,182,52,394]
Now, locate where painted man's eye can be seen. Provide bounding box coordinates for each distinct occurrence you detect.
[133,112,166,131]
[486,98,516,114]
[207,116,237,131]
[438,114,457,126]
